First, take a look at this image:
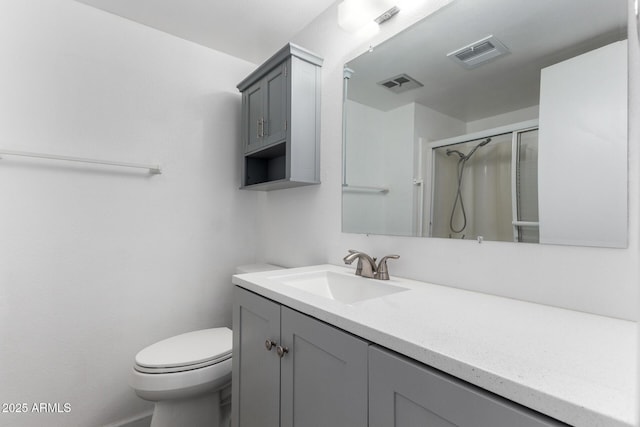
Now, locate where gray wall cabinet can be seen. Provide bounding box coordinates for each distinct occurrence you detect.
[237,44,323,191]
[232,287,368,427]
[232,287,567,426]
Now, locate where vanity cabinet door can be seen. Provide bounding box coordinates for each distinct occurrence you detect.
[369,346,567,427]
[232,287,281,427]
[280,307,368,427]
[233,288,369,427]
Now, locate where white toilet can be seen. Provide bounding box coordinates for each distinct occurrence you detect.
[129,264,282,427]
[130,328,233,427]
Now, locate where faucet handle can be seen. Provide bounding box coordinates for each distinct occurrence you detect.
[375,255,400,280]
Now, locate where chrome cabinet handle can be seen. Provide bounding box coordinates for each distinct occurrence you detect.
[256,118,265,138]
[265,339,276,351]
[276,345,289,358]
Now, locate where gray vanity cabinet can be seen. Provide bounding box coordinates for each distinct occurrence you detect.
[368,346,567,427]
[232,287,368,427]
[237,43,322,191]
[233,286,567,427]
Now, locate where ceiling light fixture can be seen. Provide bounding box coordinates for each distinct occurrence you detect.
[338,0,399,33]
[374,6,400,25]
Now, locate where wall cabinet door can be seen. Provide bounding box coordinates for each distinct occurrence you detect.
[244,81,264,153]
[232,287,281,427]
[243,63,287,154]
[280,307,368,427]
[262,63,287,147]
[369,346,566,427]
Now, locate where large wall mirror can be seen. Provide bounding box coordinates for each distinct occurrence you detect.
[342,0,628,248]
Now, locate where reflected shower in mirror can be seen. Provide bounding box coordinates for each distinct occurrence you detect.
[342,0,628,247]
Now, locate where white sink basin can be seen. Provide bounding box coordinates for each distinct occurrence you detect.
[269,270,408,304]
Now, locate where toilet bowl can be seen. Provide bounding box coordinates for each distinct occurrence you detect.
[130,328,233,427]
[129,264,283,427]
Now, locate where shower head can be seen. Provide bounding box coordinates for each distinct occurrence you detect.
[464,137,492,160]
[446,149,465,159]
[446,137,491,162]
[478,137,491,147]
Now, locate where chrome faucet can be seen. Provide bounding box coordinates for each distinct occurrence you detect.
[343,250,400,280]
[343,250,378,278]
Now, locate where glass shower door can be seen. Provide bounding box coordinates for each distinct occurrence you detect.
[512,129,539,243]
[430,126,539,243]
[431,133,513,241]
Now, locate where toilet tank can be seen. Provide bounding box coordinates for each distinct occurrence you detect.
[235,264,283,274]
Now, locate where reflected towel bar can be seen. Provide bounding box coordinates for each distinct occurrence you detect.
[0,149,162,174]
[512,221,539,227]
[342,184,389,194]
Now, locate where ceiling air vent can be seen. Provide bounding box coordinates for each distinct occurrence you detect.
[447,35,509,69]
[377,74,423,94]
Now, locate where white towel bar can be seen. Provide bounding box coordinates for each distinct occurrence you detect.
[512,221,539,227]
[0,149,162,174]
[342,184,389,194]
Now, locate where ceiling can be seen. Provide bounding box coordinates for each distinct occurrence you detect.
[74,0,338,64]
[73,0,628,122]
[346,0,627,123]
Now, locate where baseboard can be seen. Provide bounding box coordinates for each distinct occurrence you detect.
[103,410,153,427]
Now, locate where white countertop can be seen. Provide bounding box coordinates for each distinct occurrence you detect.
[232,264,637,427]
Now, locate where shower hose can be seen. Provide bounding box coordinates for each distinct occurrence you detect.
[446,138,491,235]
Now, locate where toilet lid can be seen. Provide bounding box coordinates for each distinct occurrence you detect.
[135,328,232,371]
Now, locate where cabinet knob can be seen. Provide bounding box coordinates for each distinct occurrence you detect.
[265,339,276,351]
[276,345,289,358]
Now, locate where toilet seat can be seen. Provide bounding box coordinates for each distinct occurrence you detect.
[134,328,232,374]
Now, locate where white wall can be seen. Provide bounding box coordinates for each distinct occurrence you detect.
[383,104,415,236]
[466,105,539,134]
[0,1,260,426]
[538,41,628,248]
[414,102,467,142]
[632,5,640,424]
[343,101,415,236]
[261,1,639,321]
[343,100,389,234]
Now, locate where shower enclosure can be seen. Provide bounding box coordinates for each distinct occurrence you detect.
[429,125,539,243]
